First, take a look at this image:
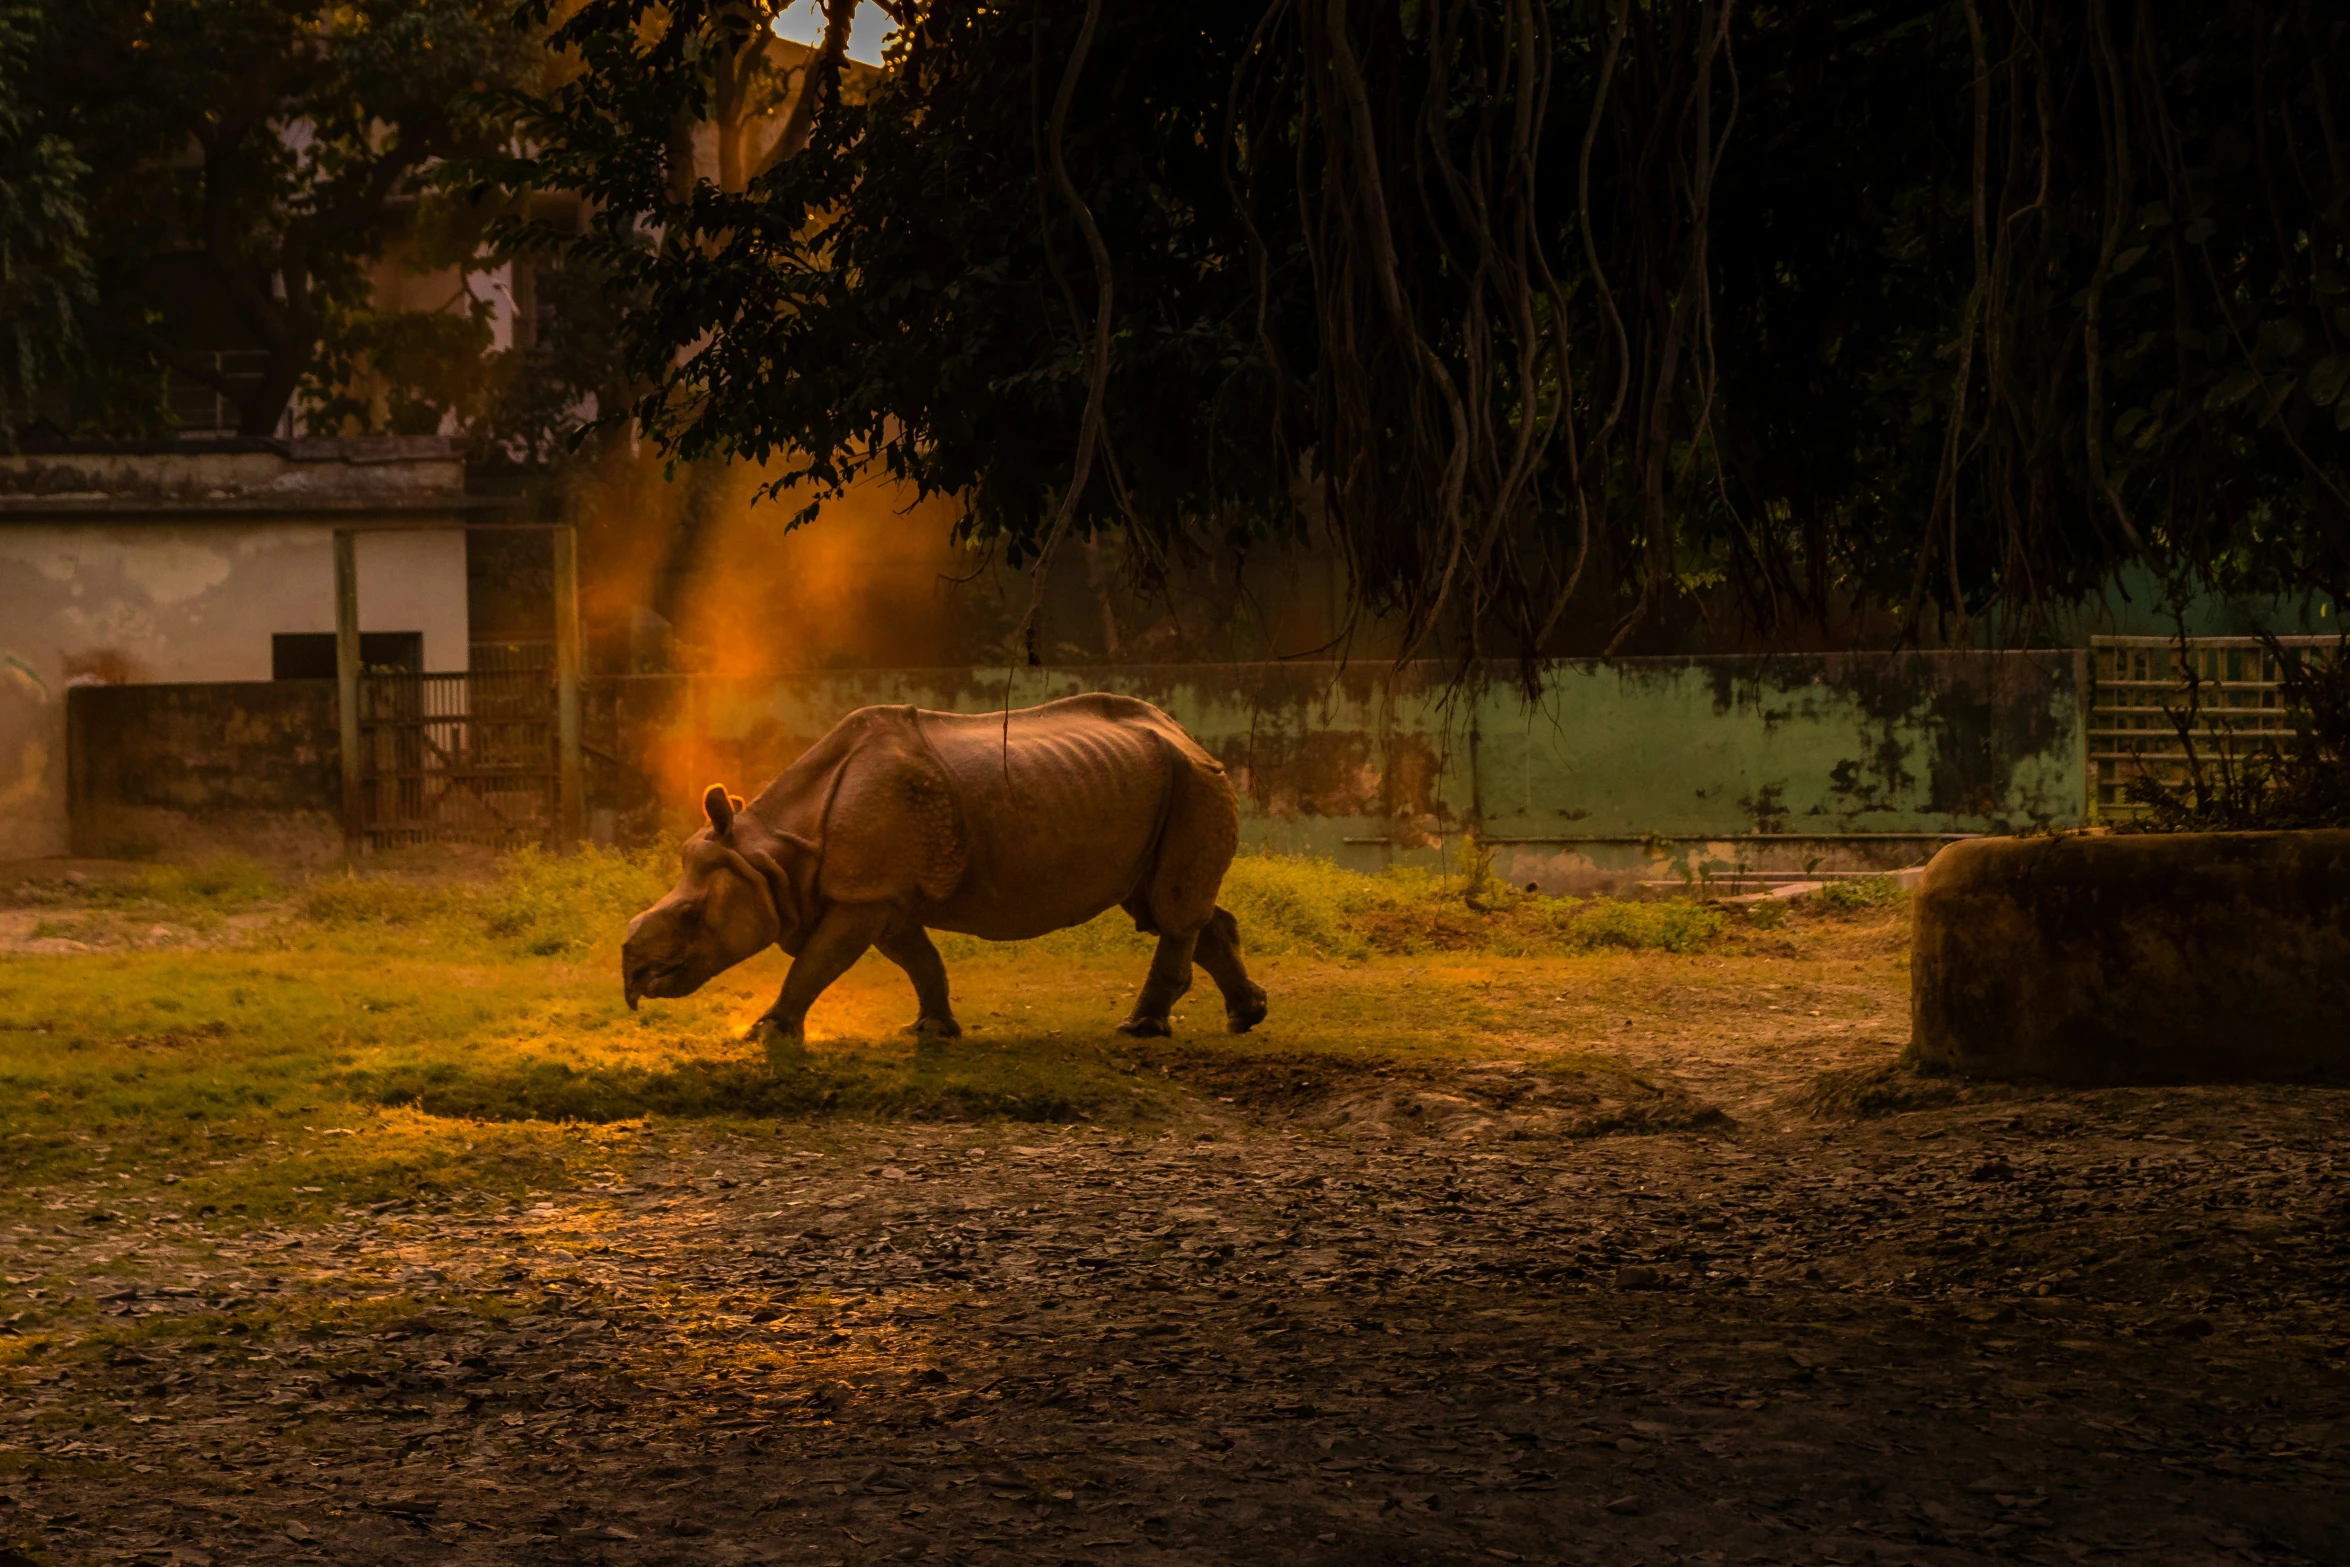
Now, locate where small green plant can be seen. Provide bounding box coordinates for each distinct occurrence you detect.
[1808,876,1905,914]
[1455,833,1503,910]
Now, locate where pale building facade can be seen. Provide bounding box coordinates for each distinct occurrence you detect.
[0,438,486,858]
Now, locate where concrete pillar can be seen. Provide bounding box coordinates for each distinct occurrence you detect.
[334,529,363,853]
[553,523,585,849]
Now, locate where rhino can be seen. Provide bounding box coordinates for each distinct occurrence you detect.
[621,693,1268,1060]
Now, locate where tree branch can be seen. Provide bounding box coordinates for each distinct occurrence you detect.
[753,0,855,180]
[1019,0,1116,669]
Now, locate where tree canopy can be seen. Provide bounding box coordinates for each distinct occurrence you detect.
[0,1,90,444]
[4,0,568,444]
[453,2,2350,653]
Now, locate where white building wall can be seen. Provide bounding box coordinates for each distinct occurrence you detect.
[0,522,469,858]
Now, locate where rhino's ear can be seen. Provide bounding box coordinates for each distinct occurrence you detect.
[728,792,745,813]
[703,783,735,836]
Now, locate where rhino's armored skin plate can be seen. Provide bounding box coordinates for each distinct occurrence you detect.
[622,693,1267,1066]
[1907,829,2350,1084]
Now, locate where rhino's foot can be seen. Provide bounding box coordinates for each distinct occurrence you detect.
[903,1015,963,1040]
[1114,1013,1174,1039]
[748,1015,808,1071]
[1225,985,1269,1034]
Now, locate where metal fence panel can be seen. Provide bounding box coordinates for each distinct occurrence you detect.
[2087,635,2335,820]
[360,668,556,846]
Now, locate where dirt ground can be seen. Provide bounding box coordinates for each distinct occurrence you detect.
[3,936,2347,1567]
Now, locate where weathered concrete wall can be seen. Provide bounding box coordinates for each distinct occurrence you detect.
[66,681,342,863]
[1908,831,2350,1084]
[0,524,466,857]
[52,652,2088,879]
[0,443,475,857]
[598,653,2085,892]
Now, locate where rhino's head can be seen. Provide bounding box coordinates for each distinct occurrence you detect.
[622,784,803,1009]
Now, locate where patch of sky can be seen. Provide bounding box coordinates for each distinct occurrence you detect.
[771,0,895,67]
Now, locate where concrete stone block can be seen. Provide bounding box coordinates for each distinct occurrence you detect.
[1907,830,2350,1083]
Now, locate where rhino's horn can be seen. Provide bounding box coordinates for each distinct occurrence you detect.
[704,783,735,835]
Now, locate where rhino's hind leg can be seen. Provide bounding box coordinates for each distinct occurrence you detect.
[1115,751,1237,1037]
[1115,928,1198,1038]
[877,925,962,1039]
[1195,906,1268,1033]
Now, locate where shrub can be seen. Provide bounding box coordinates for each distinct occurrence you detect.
[1561,896,1725,953]
[1217,854,1414,959]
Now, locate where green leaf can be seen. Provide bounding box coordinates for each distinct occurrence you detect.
[2255,318,2306,362]
[2307,355,2349,408]
[2204,368,2260,411]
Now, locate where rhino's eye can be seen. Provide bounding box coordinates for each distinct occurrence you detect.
[677,902,702,926]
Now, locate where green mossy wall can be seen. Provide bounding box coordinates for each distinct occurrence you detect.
[604,652,2086,894]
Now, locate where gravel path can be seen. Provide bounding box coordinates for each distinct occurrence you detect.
[4,1038,2346,1565]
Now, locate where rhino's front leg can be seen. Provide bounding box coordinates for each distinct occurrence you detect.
[876,925,961,1038]
[750,902,894,1070]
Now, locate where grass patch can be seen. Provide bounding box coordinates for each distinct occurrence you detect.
[1229,852,1730,958]
[295,844,1733,964]
[0,845,1859,1232]
[927,852,1732,964]
[303,844,672,957]
[7,854,287,914]
[347,1044,1119,1125]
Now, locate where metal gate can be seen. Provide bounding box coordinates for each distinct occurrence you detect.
[2088,634,2334,820]
[359,649,557,846]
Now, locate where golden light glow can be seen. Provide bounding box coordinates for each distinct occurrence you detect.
[571,449,982,813]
